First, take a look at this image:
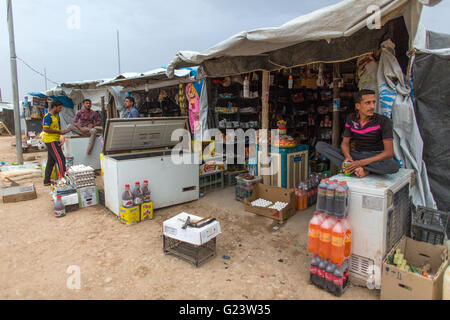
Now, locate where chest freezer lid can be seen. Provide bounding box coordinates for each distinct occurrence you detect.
[330,168,413,197]
[103,117,189,155]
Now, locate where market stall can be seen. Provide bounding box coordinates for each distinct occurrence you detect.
[164,0,444,293]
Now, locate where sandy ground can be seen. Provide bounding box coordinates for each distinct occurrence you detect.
[0,136,378,300]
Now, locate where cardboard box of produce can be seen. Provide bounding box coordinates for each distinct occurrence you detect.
[244,183,296,224]
[381,236,449,300]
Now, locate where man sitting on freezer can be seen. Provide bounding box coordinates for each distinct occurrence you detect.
[67,99,101,155]
[315,89,400,178]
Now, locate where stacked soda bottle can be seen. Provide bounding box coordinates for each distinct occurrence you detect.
[294,173,323,211]
[308,179,351,296]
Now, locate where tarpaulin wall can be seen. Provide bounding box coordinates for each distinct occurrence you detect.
[412,50,450,211]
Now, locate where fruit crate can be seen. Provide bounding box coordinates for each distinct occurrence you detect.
[225,170,247,187]
[411,206,449,245]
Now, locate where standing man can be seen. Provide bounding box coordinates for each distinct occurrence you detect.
[42,100,71,186]
[315,89,400,177]
[123,96,140,119]
[67,99,101,155]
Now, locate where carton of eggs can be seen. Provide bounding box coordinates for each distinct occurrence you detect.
[269,201,288,210]
[251,198,273,208]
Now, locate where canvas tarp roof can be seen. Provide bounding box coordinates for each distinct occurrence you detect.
[98,67,198,91]
[167,0,437,78]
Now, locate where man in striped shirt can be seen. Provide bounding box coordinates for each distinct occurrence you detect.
[316,89,400,178]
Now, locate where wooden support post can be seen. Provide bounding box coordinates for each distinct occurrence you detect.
[261,70,270,185]
[331,63,341,175]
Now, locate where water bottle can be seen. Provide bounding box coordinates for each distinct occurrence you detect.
[243,76,250,98]
[325,260,337,293]
[142,180,151,203]
[122,184,134,208]
[133,182,143,206]
[54,195,66,218]
[288,75,294,89]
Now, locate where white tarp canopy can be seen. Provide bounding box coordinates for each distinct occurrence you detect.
[98,67,198,91]
[45,79,125,113]
[167,0,438,78]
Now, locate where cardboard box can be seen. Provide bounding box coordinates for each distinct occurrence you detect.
[78,186,99,208]
[199,158,226,175]
[163,212,221,246]
[140,202,154,221]
[244,183,296,223]
[381,236,449,300]
[119,206,140,225]
[52,192,79,206]
[1,184,37,203]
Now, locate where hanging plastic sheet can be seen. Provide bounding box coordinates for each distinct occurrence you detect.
[377,39,436,209]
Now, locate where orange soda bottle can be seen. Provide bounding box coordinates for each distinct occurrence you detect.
[319,216,333,260]
[342,218,352,259]
[331,219,345,264]
[308,212,322,254]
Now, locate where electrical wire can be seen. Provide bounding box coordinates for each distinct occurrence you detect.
[16,56,60,86]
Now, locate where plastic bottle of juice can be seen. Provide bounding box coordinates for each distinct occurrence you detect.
[333,264,345,297]
[342,218,352,259]
[308,212,322,254]
[326,181,337,216]
[325,260,337,293]
[316,179,328,213]
[122,184,134,208]
[142,180,151,203]
[133,182,144,206]
[310,254,320,285]
[331,219,345,265]
[319,216,333,260]
[54,195,66,218]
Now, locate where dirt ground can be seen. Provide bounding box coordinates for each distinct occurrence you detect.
[0,136,378,300]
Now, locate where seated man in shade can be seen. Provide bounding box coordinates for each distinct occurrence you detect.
[315,89,400,178]
[67,99,101,155]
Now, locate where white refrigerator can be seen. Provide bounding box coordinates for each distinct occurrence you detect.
[64,135,103,170]
[102,117,199,216]
[330,168,414,289]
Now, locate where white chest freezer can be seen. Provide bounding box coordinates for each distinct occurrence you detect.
[329,168,414,289]
[64,135,103,170]
[102,117,199,216]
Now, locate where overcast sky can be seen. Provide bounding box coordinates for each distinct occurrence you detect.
[0,0,448,102]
